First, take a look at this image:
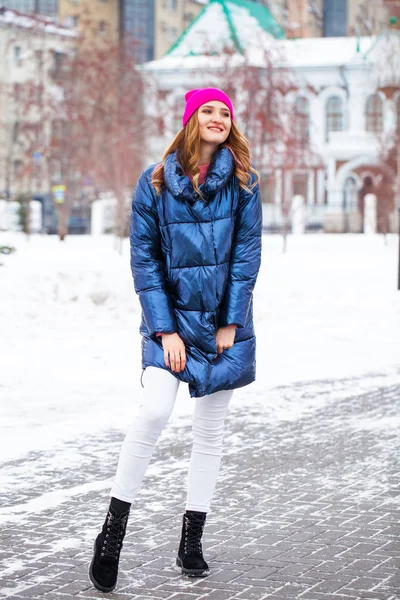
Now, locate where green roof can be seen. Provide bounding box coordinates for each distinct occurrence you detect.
[166,0,285,57]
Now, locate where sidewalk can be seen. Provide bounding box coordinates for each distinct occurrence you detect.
[0,374,399,600]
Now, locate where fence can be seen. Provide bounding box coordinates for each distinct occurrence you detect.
[262,195,398,234]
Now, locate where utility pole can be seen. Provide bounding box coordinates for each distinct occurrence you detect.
[397,148,400,290]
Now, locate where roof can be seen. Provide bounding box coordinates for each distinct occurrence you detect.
[144,0,400,74]
[0,6,76,37]
[166,0,285,58]
[144,33,390,72]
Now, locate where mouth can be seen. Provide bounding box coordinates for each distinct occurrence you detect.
[208,126,224,133]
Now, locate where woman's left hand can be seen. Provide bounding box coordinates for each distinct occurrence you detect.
[215,324,236,354]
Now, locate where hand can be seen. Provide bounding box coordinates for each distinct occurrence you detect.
[160,333,187,373]
[215,325,236,355]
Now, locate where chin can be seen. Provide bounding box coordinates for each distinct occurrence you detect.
[204,133,224,143]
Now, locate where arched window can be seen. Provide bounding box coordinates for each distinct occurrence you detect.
[326,96,344,141]
[365,94,383,133]
[294,97,310,143]
[343,176,358,211]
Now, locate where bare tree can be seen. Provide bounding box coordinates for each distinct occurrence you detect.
[373,30,400,234]
[4,15,152,245]
[203,42,324,250]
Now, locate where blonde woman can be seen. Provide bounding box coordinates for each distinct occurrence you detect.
[90,88,262,592]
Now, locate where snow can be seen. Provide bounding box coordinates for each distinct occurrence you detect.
[163,0,280,64]
[0,8,76,38]
[0,232,399,479]
[145,37,376,72]
[169,2,235,57]
[272,35,375,68]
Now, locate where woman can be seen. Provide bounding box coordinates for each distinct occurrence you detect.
[89,88,262,592]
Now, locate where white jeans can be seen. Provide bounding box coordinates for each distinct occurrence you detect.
[110,366,233,512]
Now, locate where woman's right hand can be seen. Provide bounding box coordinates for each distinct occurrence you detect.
[160,333,187,373]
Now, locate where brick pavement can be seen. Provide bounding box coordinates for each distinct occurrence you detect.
[1,376,400,600]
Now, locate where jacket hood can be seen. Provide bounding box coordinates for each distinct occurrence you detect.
[163,146,235,203]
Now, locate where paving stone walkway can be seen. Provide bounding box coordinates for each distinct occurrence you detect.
[1,375,400,600]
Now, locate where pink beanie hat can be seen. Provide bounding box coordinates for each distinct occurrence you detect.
[182,88,234,127]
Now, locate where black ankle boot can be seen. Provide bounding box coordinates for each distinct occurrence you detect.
[89,507,130,592]
[176,510,209,577]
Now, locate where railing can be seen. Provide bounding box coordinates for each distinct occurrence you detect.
[261,201,397,234]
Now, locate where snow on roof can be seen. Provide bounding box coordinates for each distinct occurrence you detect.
[144,0,390,73]
[144,34,382,73]
[166,0,284,58]
[0,6,76,37]
[276,35,376,68]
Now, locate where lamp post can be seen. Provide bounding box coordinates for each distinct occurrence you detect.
[397,147,400,290]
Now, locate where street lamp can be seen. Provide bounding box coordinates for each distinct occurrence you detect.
[397,147,400,290]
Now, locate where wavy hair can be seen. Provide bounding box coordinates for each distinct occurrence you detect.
[151,112,259,198]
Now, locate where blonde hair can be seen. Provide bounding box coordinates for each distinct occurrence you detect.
[151,112,259,197]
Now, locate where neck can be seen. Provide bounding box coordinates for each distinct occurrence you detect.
[199,141,219,166]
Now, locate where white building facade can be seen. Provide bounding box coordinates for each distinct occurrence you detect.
[143,0,400,233]
[0,8,75,230]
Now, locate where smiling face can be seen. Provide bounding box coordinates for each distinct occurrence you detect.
[197,100,232,146]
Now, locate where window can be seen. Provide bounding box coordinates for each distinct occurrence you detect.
[35,50,43,68]
[343,176,358,211]
[184,12,195,25]
[13,160,23,177]
[323,0,347,37]
[99,20,107,35]
[265,173,276,204]
[14,46,22,66]
[52,51,64,79]
[4,0,34,11]
[37,0,57,15]
[122,0,154,63]
[12,121,20,143]
[165,0,177,10]
[294,97,310,144]
[396,97,400,134]
[326,96,344,141]
[168,26,177,42]
[293,173,307,197]
[13,83,21,102]
[365,94,383,133]
[265,94,281,143]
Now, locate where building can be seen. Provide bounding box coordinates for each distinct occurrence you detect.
[143,0,400,233]
[119,0,153,61]
[0,0,120,44]
[0,7,76,231]
[0,0,57,17]
[58,0,120,45]
[154,0,206,59]
[251,0,390,38]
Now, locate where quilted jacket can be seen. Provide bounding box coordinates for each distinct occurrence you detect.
[130,146,262,398]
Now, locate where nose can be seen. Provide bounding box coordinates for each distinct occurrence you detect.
[210,117,223,128]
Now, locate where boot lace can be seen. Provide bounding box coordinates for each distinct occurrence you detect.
[184,514,205,554]
[101,511,128,560]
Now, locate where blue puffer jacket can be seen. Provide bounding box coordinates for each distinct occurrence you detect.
[130,146,262,398]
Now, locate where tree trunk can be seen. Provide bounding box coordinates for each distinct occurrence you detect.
[115,190,126,255]
[57,205,68,241]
